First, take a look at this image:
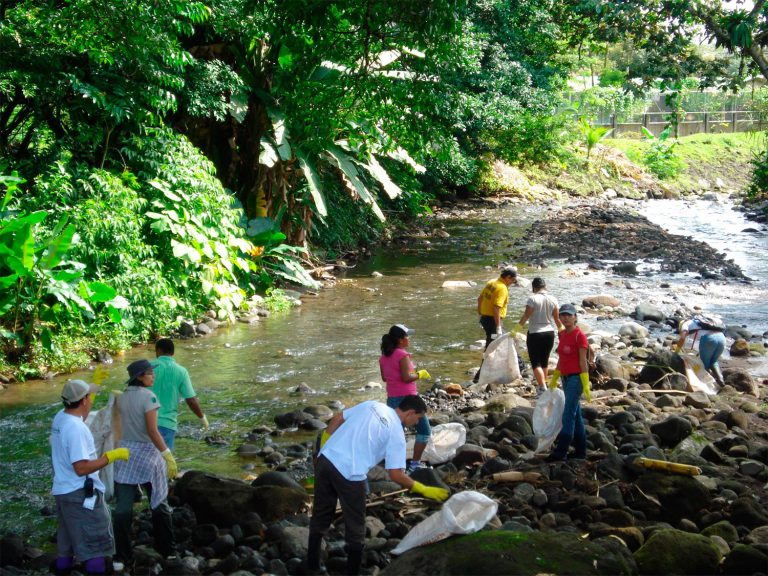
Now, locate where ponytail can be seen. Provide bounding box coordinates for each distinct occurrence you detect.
[381,334,397,356]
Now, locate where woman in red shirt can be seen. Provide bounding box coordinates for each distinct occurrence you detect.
[546,304,590,462]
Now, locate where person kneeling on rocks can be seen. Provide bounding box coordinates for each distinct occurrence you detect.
[546,303,590,463]
[307,395,449,575]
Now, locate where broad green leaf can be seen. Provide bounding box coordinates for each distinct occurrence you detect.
[278,44,294,69]
[259,139,279,167]
[86,281,117,303]
[0,273,18,288]
[148,180,182,202]
[296,150,327,217]
[365,156,402,200]
[41,222,76,269]
[268,109,292,161]
[0,211,47,237]
[12,223,34,271]
[107,305,122,323]
[107,295,130,309]
[326,145,385,222]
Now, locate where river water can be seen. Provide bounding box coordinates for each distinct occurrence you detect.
[1,197,766,543]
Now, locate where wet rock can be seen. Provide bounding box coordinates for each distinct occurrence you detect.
[196,323,213,335]
[191,524,219,547]
[701,520,739,544]
[723,368,759,396]
[251,471,305,492]
[583,294,620,308]
[299,418,326,431]
[303,405,333,420]
[618,322,648,339]
[650,415,693,447]
[728,498,768,529]
[634,303,664,323]
[279,525,308,558]
[730,338,750,357]
[634,528,721,575]
[739,459,766,477]
[722,544,768,575]
[635,473,712,521]
[0,534,24,567]
[289,383,316,396]
[591,527,644,551]
[612,262,638,275]
[596,354,634,380]
[175,471,308,525]
[684,392,711,409]
[179,321,196,337]
[383,531,635,575]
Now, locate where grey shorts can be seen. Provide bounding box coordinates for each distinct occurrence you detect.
[55,488,115,561]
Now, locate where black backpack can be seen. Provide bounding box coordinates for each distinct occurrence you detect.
[692,314,726,332]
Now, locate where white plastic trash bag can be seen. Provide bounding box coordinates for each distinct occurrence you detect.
[391,491,498,555]
[86,392,122,500]
[421,423,467,464]
[477,333,520,386]
[533,388,565,453]
[679,352,718,395]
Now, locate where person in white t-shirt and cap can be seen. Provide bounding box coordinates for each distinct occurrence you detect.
[50,379,130,575]
[306,396,449,575]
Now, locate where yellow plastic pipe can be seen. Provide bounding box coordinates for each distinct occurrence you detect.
[636,457,702,476]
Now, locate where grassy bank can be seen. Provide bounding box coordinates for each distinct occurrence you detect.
[479,132,761,199]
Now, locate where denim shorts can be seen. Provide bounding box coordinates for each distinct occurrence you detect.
[386,396,431,443]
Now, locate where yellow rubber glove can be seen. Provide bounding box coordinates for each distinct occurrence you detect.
[417,369,431,380]
[320,430,330,448]
[548,369,561,390]
[161,449,178,479]
[580,372,591,402]
[103,448,130,464]
[200,414,209,430]
[410,481,449,502]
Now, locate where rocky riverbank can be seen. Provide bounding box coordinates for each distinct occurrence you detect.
[4,292,766,576]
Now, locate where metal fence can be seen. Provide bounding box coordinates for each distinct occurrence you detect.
[597,111,760,137]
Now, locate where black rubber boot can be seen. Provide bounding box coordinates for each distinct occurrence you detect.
[306,533,324,572]
[345,544,364,576]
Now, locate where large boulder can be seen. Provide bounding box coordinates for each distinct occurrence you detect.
[618,322,648,340]
[582,295,621,308]
[650,416,693,447]
[382,531,635,575]
[595,354,635,381]
[634,472,711,521]
[722,368,759,396]
[174,471,308,526]
[637,350,684,385]
[634,304,665,323]
[634,529,721,575]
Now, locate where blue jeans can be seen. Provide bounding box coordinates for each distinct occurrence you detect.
[699,332,726,371]
[551,375,586,460]
[387,396,431,444]
[158,426,175,450]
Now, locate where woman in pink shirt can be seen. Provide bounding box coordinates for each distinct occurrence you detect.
[379,324,431,472]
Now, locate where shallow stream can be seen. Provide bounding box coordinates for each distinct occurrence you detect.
[1,197,766,543]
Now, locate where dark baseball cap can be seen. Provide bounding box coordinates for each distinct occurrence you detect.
[559,303,577,316]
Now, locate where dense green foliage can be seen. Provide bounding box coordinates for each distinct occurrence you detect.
[0,0,761,374]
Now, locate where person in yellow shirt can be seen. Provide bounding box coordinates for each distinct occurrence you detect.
[473,267,518,383]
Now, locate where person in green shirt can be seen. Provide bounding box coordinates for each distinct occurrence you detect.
[150,338,208,450]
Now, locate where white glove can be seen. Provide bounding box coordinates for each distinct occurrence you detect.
[200,414,209,430]
[491,327,503,340]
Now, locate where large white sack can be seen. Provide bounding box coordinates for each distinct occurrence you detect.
[477,333,520,387]
[85,392,122,500]
[532,388,565,453]
[406,423,468,464]
[391,491,498,555]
